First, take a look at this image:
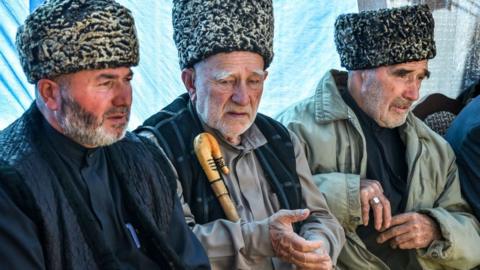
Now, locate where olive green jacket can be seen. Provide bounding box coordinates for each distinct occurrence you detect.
[276,70,480,270]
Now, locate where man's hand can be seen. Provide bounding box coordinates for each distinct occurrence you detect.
[360,179,392,231]
[269,209,332,270]
[377,212,441,249]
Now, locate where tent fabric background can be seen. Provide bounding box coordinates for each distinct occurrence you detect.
[0,0,357,130]
[1,1,479,130]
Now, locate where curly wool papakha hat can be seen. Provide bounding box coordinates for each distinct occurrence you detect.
[334,4,436,70]
[16,0,139,83]
[172,0,274,69]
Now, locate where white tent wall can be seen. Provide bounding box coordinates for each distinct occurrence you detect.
[0,1,34,130]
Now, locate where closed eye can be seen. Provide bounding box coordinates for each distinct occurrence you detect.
[216,79,235,86]
[392,69,411,78]
[99,80,114,87]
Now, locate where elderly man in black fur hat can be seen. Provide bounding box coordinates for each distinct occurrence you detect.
[136,0,345,269]
[0,0,210,269]
[277,5,480,270]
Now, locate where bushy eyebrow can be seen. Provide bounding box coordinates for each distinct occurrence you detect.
[391,68,430,79]
[211,69,266,81]
[212,70,233,81]
[95,70,134,80]
[252,69,267,77]
[424,69,431,79]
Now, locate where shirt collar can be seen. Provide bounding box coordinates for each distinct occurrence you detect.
[314,70,351,122]
[41,116,101,168]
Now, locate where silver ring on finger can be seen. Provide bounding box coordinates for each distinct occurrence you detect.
[372,196,381,205]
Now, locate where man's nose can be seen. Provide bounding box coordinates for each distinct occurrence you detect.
[404,80,420,101]
[112,82,132,107]
[231,82,249,106]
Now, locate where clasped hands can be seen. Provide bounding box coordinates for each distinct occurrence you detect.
[269,209,332,270]
[360,179,441,249]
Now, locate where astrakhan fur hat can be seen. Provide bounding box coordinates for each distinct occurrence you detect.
[334,4,436,70]
[172,0,274,69]
[16,0,139,83]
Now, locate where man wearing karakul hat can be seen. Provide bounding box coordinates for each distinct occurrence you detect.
[277,4,480,270]
[136,0,345,269]
[0,0,210,269]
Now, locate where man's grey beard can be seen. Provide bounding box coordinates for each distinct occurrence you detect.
[360,73,408,128]
[57,93,130,147]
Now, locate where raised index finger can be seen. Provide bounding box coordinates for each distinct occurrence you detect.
[360,191,372,226]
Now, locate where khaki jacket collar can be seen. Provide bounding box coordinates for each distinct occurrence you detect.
[314,70,351,123]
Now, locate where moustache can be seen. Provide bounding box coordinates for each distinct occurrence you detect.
[104,106,130,117]
[392,99,412,109]
[225,105,252,115]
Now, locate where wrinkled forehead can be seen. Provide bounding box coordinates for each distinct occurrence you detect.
[195,51,265,71]
[384,60,430,76]
[390,60,428,69]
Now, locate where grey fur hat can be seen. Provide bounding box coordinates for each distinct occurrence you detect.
[172,0,274,69]
[334,4,436,70]
[16,0,139,83]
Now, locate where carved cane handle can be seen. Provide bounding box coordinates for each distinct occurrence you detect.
[194,132,239,222]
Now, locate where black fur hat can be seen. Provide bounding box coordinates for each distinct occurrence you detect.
[172,0,274,69]
[334,5,436,70]
[16,0,139,83]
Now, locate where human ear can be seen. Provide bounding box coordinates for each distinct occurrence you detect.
[37,79,62,111]
[181,68,197,102]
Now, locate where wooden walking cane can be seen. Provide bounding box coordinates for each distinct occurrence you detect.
[193,132,240,222]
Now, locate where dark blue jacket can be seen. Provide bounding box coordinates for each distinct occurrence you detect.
[446,96,480,220]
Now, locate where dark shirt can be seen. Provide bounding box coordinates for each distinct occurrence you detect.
[42,118,160,269]
[0,117,211,269]
[341,89,421,270]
